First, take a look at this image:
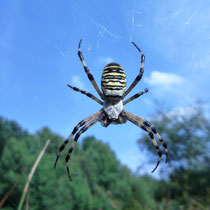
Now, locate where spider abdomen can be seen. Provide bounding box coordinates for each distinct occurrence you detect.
[101,63,126,99]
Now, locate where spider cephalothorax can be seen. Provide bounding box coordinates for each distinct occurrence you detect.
[54,39,168,181]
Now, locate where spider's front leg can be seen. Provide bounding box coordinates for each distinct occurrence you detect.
[78,39,104,100]
[122,42,145,99]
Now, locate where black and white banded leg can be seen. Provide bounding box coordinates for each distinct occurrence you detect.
[65,115,103,181]
[54,110,103,169]
[67,84,103,105]
[142,120,168,163]
[78,39,104,100]
[123,88,148,105]
[121,110,168,172]
[122,42,145,99]
[123,110,168,162]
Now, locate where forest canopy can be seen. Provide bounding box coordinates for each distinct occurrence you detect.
[0,104,209,209]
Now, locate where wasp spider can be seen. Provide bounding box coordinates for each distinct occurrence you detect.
[54,40,168,181]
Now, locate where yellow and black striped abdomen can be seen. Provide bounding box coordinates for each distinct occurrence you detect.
[101,63,126,98]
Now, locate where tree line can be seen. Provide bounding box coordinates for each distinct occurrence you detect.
[0,104,209,209]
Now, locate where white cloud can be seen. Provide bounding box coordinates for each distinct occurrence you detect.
[166,106,197,118]
[144,71,184,88]
[166,103,210,119]
[150,106,199,123]
[71,75,85,89]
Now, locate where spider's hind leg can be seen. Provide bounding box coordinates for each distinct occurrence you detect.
[65,114,103,181]
[143,120,168,163]
[121,110,167,172]
[140,124,162,172]
[122,110,168,163]
[54,110,103,169]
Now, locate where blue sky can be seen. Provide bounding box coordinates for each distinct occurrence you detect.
[0,0,210,175]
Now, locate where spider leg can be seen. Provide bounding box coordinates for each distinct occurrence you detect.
[54,109,103,169]
[122,42,145,99]
[123,88,148,105]
[67,84,103,105]
[142,120,168,163]
[121,110,163,173]
[122,110,168,163]
[65,114,103,181]
[78,39,104,100]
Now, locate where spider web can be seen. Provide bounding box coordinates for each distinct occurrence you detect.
[1,0,209,209]
[0,2,142,208]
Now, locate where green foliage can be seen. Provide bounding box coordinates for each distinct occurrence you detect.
[0,117,28,160]
[137,104,210,208]
[0,117,154,210]
[1,103,210,210]
[138,104,210,170]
